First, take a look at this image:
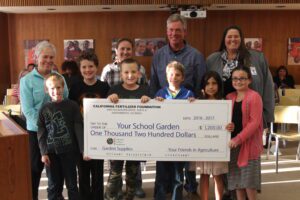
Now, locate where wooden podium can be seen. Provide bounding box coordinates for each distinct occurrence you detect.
[0,111,32,200]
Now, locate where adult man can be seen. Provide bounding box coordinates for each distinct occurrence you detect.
[150,13,206,200]
[150,13,206,97]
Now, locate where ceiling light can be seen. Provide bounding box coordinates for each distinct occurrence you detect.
[275,5,286,8]
[216,5,227,9]
[102,7,111,10]
[47,8,56,11]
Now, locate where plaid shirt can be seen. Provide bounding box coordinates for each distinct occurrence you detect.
[100,62,147,86]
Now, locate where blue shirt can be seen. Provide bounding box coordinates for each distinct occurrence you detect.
[155,86,194,99]
[150,42,206,97]
[20,68,69,132]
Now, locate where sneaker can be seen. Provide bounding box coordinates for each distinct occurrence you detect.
[135,187,146,198]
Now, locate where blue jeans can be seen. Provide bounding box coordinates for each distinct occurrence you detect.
[46,152,80,200]
[154,161,185,200]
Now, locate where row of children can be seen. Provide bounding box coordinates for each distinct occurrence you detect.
[34,47,262,200]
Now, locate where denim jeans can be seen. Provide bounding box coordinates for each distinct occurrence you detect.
[46,152,80,200]
[154,161,185,200]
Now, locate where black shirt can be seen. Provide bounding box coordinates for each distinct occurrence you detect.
[231,101,243,138]
[108,84,150,99]
[69,79,110,105]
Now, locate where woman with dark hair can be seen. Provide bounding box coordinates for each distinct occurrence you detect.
[273,65,295,89]
[207,25,274,128]
[206,25,274,199]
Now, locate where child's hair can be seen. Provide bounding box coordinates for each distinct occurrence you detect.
[166,61,185,76]
[200,71,223,99]
[78,51,99,67]
[119,58,140,71]
[231,65,252,80]
[45,73,65,88]
[276,65,289,76]
[61,60,79,74]
[26,63,36,70]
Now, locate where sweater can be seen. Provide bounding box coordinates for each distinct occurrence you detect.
[226,88,263,167]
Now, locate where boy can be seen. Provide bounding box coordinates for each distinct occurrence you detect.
[154,61,194,200]
[104,58,150,200]
[69,51,110,200]
[37,73,83,200]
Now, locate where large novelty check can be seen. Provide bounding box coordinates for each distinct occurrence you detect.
[84,99,232,161]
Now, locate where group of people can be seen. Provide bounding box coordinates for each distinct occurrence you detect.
[19,13,275,200]
[135,39,167,57]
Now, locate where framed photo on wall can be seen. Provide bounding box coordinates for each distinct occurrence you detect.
[287,37,300,65]
[24,39,48,67]
[134,38,166,57]
[244,38,263,51]
[64,39,94,61]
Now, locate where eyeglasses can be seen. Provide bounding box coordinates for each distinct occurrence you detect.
[232,77,248,82]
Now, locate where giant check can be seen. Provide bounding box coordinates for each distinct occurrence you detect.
[84,99,232,161]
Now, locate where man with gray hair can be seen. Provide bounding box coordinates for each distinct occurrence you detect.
[150,13,206,200]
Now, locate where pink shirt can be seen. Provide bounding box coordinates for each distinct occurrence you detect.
[227,88,263,167]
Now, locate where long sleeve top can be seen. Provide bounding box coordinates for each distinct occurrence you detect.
[100,62,148,87]
[206,50,274,127]
[20,68,69,132]
[37,100,83,155]
[226,89,263,167]
[150,42,206,97]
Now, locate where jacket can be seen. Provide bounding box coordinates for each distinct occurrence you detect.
[207,50,274,127]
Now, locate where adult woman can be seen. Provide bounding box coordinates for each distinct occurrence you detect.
[206,25,274,200]
[273,65,295,89]
[100,38,147,87]
[207,25,274,127]
[20,41,68,200]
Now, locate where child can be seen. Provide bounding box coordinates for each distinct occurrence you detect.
[104,58,150,200]
[37,73,83,200]
[154,61,194,200]
[69,52,110,200]
[193,71,234,200]
[226,66,263,200]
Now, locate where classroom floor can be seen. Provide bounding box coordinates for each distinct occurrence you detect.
[38,142,300,200]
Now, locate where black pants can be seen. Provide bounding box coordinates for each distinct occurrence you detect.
[78,156,104,200]
[28,131,44,200]
[46,152,80,200]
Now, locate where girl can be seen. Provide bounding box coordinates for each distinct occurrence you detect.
[194,71,234,200]
[226,66,263,200]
